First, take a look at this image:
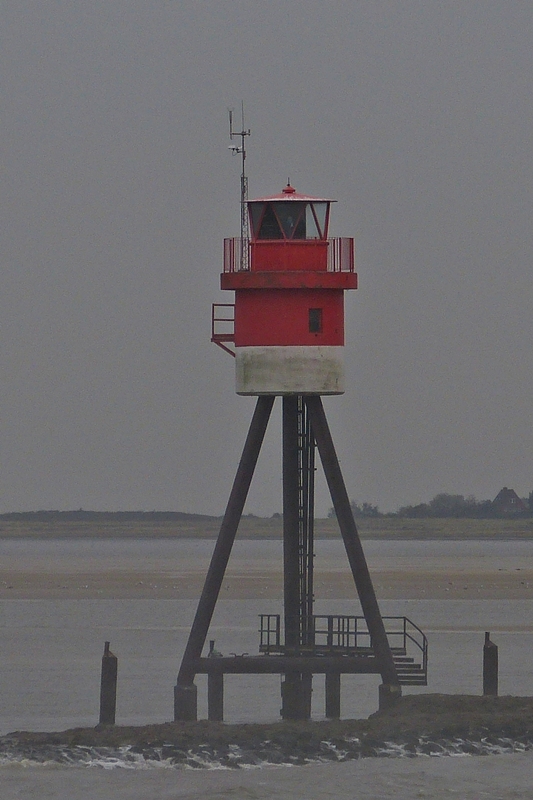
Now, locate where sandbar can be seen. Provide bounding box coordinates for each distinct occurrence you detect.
[0,566,532,600]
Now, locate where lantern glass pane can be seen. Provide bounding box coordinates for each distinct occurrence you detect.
[305,206,321,239]
[311,203,328,238]
[258,204,283,239]
[249,204,264,237]
[273,202,306,239]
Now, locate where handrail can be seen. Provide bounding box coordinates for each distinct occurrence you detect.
[259,613,428,677]
[380,615,428,675]
[326,237,355,273]
[224,238,248,274]
[224,238,355,274]
[211,303,235,357]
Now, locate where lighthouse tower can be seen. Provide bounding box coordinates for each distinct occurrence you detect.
[175,177,427,725]
[217,183,357,394]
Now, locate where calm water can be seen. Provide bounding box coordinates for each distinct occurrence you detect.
[2,753,533,800]
[1,538,533,798]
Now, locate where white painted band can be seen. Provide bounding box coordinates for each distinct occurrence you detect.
[235,346,345,395]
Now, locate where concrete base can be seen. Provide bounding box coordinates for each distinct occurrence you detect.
[174,683,198,721]
[378,683,402,710]
[208,673,224,721]
[325,672,341,719]
[235,346,344,395]
[281,674,312,720]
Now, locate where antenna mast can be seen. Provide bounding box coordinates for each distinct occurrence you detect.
[228,102,251,271]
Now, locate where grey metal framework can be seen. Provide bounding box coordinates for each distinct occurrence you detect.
[174,395,424,722]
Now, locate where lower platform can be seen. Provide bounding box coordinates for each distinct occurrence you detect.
[191,654,379,674]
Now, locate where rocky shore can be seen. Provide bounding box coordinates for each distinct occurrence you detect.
[2,695,533,767]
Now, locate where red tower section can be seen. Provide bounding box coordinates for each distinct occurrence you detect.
[217,184,357,395]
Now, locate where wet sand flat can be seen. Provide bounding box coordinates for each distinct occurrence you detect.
[2,526,533,600]
[1,567,533,600]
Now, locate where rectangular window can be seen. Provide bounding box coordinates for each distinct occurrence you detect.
[308,308,323,333]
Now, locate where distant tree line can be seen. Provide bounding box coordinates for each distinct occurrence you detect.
[328,491,533,519]
[328,501,381,519]
[397,491,533,519]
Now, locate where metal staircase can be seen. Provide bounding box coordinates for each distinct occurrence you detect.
[259,613,428,687]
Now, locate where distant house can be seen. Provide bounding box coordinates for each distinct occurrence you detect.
[492,487,527,515]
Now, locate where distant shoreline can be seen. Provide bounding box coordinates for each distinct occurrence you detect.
[0,510,532,539]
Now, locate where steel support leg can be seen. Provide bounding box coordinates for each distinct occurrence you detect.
[175,396,275,720]
[305,396,400,692]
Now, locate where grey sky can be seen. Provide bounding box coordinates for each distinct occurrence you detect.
[1,1,532,515]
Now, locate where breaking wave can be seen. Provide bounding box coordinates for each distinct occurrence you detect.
[1,735,532,770]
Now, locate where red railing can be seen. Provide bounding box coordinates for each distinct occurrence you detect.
[223,238,248,274]
[326,237,355,274]
[223,238,355,274]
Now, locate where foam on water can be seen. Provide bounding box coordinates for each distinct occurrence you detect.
[0,735,531,770]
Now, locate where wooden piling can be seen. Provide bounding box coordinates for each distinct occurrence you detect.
[483,631,498,696]
[99,641,118,725]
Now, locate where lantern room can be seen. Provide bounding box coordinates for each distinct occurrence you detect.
[250,184,330,239]
[215,183,357,396]
[248,184,331,273]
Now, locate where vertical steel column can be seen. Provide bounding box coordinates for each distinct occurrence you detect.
[305,396,400,690]
[283,396,301,651]
[297,397,315,718]
[176,396,274,705]
[301,671,313,718]
[281,396,311,720]
[297,396,315,646]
